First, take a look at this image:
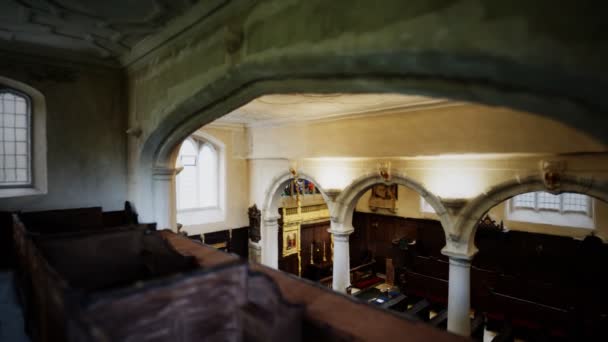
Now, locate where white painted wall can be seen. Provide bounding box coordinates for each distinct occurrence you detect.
[128,95,608,243]
[248,104,606,159]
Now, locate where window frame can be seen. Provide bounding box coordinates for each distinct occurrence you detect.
[507,192,595,229]
[176,137,222,212]
[0,77,46,198]
[0,88,32,188]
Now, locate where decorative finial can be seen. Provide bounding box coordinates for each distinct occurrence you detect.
[540,160,566,194]
[378,161,391,181]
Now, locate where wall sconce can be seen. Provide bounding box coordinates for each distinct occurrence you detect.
[126,126,142,138]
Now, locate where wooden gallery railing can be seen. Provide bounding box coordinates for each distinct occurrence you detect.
[8,205,465,342]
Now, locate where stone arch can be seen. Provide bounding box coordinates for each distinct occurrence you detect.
[453,174,608,257]
[334,172,452,234]
[259,170,332,267]
[133,49,608,226]
[262,170,332,219]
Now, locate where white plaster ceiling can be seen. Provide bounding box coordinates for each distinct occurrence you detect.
[0,0,198,63]
[217,93,455,126]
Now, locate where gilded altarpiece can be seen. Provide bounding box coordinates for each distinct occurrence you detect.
[280,194,330,277]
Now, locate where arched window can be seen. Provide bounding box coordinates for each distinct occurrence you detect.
[0,77,46,198]
[176,139,198,209]
[176,138,220,210]
[198,143,218,207]
[0,90,30,186]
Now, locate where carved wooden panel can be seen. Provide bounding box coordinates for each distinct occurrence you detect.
[71,263,248,342]
[248,204,261,243]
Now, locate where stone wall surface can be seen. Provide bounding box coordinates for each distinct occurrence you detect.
[127,0,608,220]
[0,55,127,211]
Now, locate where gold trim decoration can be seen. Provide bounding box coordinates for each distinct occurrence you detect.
[279,167,332,276]
[210,241,227,249]
[322,241,327,262]
[310,242,314,265]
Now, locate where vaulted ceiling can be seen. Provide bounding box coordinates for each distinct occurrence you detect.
[217,93,455,126]
[0,0,201,65]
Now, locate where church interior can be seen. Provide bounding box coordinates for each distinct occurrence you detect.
[1,1,607,341]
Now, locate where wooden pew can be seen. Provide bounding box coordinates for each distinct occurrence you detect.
[410,256,448,280]
[70,262,251,342]
[486,289,572,338]
[13,208,466,342]
[19,201,143,235]
[12,214,196,342]
[101,201,139,227]
[400,269,448,305]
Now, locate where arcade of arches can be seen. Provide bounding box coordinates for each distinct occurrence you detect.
[166,96,608,339]
[1,1,608,341]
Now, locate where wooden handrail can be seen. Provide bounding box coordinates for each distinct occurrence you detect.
[488,289,569,313]
[319,259,377,284]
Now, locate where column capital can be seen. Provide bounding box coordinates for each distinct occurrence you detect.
[328,228,354,242]
[441,248,476,261]
[441,239,478,260]
[448,257,472,268]
[263,214,281,225]
[152,167,179,179]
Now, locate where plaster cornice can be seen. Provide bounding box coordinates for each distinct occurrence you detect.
[219,99,465,128]
[120,0,229,68]
[0,0,231,70]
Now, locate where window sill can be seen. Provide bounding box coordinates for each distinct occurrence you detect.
[507,210,594,229]
[177,206,225,227]
[177,206,221,213]
[0,187,46,198]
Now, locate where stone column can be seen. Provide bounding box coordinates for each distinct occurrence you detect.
[262,215,280,269]
[248,241,262,263]
[152,167,178,231]
[447,257,472,336]
[330,227,354,293]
